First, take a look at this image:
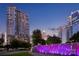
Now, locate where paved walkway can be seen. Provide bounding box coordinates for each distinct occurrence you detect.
[31,52,62,56]
[0,50,70,56]
[0,50,29,56]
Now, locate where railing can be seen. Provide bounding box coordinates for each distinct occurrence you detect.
[33,43,79,56]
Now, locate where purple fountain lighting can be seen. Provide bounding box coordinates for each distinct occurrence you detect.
[33,43,79,56]
[77,43,79,55]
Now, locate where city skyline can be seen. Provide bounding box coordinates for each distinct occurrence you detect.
[0,3,79,34]
[0,3,79,56]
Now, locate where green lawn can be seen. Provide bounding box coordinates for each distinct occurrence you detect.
[9,52,32,56]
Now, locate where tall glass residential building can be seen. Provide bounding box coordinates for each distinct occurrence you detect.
[7,7,30,44]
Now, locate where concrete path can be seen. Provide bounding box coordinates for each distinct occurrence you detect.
[31,52,62,56]
[0,50,29,56]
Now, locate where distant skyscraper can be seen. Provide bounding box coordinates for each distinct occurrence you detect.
[66,10,79,41]
[71,10,79,35]
[7,7,30,44]
[65,24,72,42]
[58,26,67,43]
[3,32,7,45]
[58,26,63,39]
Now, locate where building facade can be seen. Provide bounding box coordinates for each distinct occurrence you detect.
[58,26,63,39]
[7,7,30,44]
[66,10,79,42]
[71,10,79,35]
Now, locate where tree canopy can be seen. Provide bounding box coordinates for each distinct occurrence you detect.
[69,31,79,42]
[32,29,42,39]
[0,34,4,45]
[10,38,31,49]
[32,29,46,46]
[46,35,62,44]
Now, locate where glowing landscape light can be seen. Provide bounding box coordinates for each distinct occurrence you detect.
[33,43,79,56]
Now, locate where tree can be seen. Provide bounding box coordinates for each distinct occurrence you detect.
[0,38,4,45]
[32,29,42,46]
[10,39,20,49]
[32,29,42,39]
[38,39,46,45]
[69,31,79,43]
[0,34,4,45]
[46,35,62,44]
[24,42,31,50]
[21,41,31,48]
[32,29,46,46]
[10,38,31,49]
[32,38,38,46]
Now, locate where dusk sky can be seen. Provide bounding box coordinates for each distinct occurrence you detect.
[0,3,79,34]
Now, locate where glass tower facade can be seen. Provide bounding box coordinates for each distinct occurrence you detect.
[71,10,79,35]
[66,10,79,41]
